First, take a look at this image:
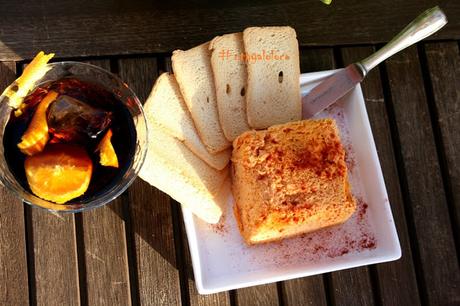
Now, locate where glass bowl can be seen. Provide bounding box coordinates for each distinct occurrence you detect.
[0,61,148,213]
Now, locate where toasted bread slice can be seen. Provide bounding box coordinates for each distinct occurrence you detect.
[139,125,229,223]
[140,149,229,224]
[144,73,230,170]
[172,43,231,153]
[231,119,356,244]
[209,33,251,141]
[147,124,228,196]
[243,26,301,129]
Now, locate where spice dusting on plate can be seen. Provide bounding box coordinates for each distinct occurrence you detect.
[344,143,356,171]
[211,213,228,235]
[243,196,376,265]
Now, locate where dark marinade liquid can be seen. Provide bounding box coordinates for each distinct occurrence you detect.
[3,77,137,203]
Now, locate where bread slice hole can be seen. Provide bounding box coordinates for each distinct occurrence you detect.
[206,97,209,103]
[226,84,231,95]
[240,87,245,97]
[278,71,283,83]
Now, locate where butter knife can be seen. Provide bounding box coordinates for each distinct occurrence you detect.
[302,6,448,118]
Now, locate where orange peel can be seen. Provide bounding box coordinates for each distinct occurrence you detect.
[17,90,58,156]
[97,129,119,168]
[2,51,54,110]
[25,144,93,204]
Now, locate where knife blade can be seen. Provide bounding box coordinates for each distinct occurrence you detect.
[302,64,364,118]
[301,6,447,118]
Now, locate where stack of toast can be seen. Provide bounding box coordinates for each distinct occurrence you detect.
[139,26,301,224]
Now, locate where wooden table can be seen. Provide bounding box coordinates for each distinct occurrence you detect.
[0,1,459,305]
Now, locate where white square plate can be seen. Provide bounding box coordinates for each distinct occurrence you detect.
[182,70,401,294]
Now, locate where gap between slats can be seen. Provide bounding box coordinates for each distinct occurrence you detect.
[24,206,36,306]
[119,191,141,306]
[74,214,88,306]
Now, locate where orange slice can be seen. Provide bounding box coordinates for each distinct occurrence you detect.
[24,144,93,204]
[17,90,58,156]
[97,129,119,168]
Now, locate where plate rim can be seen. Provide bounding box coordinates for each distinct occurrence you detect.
[182,69,402,295]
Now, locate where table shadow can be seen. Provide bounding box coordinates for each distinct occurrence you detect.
[109,178,180,270]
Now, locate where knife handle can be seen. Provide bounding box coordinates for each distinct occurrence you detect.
[358,6,447,74]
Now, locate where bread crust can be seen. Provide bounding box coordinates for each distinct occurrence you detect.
[210,33,251,141]
[243,26,301,129]
[144,72,231,170]
[139,124,229,224]
[172,43,231,153]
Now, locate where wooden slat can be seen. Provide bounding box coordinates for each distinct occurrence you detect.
[77,59,131,306]
[163,57,231,305]
[168,54,278,305]
[0,0,459,60]
[281,48,333,306]
[341,46,420,305]
[309,47,378,306]
[330,268,374,306]
[424,41,460,252]
[22,56,80,304]
[236,284,279,306]
[79,199,131,305]
[385,46,460,305]
[29,211,80,306]
[179,212,231,306]
[287,46,376,306]
[282,276,327,306]
[118,57,182,305]
[0,61,29,305]
[299,48,335,73]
